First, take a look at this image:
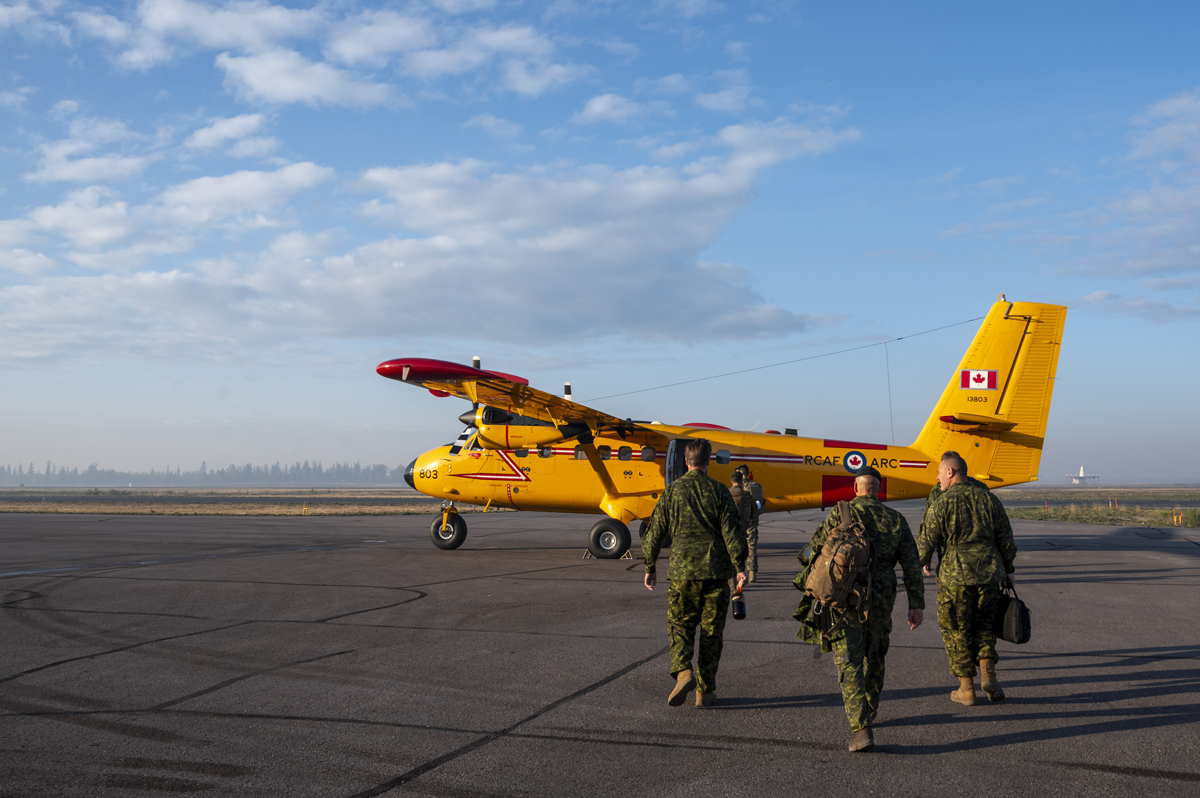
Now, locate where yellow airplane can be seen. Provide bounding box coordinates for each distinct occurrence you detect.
[382,296,1066,558]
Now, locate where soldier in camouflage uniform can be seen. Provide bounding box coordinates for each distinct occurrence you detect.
[730,471,754,538]
[735,465,764,581]
[643,439,748,708]
[806,465,925,752]
[918,452,1017,706]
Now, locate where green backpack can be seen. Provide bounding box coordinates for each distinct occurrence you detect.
[799,501,874,640]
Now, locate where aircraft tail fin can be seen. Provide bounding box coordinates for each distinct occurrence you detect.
[910,297,1067,487]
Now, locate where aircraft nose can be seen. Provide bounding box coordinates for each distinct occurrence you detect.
[403,458,417,489]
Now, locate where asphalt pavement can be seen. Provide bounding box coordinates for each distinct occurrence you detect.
[1,506,1198,797]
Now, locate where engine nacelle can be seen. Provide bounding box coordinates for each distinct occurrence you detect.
[459,405,587,450]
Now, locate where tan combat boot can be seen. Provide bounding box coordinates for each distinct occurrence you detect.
[668,669,696,706]
[951,676,977,706]
[980,659,1005,702]
[695,691,715,707]
[748,570,757,583]
[848,728,874,752]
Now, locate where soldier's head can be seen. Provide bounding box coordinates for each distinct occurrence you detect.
[685,439,712,471]
[938,451,969,489]
[854,465,882,498]
[731,470,744,487]
[735,464,753,480]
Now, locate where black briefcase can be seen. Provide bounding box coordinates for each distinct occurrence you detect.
[994,583,1031,644]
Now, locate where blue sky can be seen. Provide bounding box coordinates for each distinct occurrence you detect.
[2,0,1198,483]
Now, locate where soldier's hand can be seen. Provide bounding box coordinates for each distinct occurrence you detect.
[1005,574,1015,586]
[922,565,933,577]
[644,573,656,591]
[735,572,747,592]
[907,609,923,630]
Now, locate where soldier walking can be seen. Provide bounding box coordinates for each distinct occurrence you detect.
[918,452,1017,705]
[730,470,755,541]
[642,439,748,708]
[735,464,764,582]
[804,466,925,752]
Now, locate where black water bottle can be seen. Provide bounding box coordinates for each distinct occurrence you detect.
[731,588,747,620]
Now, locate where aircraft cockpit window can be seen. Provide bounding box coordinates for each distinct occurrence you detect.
[641,446,656,462]
[538,447,553,458]
[514,448,529,457]
[598,445,611,461]
[574,446,588,460]
[618,446,633,461]
[714,449,731,465]
[468,435,483,451]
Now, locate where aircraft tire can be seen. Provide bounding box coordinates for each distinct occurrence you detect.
[430,513,468,550]
[588,518,630,559]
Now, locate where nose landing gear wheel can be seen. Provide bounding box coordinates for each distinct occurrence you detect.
[430,513,468,549]
[588,518,631,559]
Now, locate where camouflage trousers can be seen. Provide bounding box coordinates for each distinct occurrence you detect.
[832,608,893,732]
[667,578,731,694]
[936,584,1000,677]
[745,523,759,573]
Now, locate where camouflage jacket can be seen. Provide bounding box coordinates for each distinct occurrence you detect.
[809,496,925,611]
[744,479,764,523]
[643,469,747,580]
[919,477,1010,540]
[729,485,754,534]
[917,481,1017,586]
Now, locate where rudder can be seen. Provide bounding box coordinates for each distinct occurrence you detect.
[911,297,1067,487]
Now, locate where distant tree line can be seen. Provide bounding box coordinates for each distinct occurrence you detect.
[0,461,407,487]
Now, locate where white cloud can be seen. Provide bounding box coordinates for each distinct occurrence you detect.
[725,40,748,60]
[324,10,435,68]
[72,10,132,44]
[157,162,335,226]
[655,0,723,18]
[0,249,56,275]
[216,49,391,106]
[0,116,860,360]
[116,0,322,69]
[226,136,278,158]
[696,69,755,113]
[26,114,151,183]
[0,87,34,109]
[405,25,553,77]
[571,93,641,124]
[1131,89,1200,161]
[464,113,522,138]
[503,60,586,96]
[430,0,496,12]
[184,114,264,149]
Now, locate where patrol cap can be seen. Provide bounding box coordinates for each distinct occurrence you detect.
[854,465,882,481]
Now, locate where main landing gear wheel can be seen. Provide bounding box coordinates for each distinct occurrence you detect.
[588,518,631,559]
[430,513,467,550]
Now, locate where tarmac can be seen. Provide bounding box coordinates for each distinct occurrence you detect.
[1,505,1198,797]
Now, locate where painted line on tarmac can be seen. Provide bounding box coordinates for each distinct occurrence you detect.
[345,645,669,798]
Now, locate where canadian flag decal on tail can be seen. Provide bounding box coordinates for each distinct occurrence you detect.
[960,369,998,390]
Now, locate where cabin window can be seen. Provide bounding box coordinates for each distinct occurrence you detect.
[574,446,588,460]
[715,449,731,465]
[538,447,553,458]
[641,446,656,462]
[618,446,633,461]
[514,448,528,458]
[598,446,611,461]
[469,436,483,451]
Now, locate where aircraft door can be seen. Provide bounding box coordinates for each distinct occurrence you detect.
[665,440,688,487]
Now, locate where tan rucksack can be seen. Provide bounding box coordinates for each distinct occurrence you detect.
[804,501,874,637]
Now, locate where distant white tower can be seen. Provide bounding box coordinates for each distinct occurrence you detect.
[1067,466,1100,485]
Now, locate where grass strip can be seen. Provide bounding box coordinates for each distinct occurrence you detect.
[1008,503,1200,528]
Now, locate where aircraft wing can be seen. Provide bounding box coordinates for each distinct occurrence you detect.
[377,358,667,446]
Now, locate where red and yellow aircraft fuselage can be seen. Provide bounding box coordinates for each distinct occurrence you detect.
[383,297,1066,558]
